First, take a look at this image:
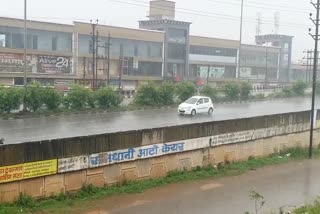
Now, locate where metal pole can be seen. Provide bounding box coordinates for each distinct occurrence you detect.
[237,0,244,80]
[91,22,96,89]
[23,0,27,87]
[83,57,86,86]
[107,32,111,86]
[96,31,99,89]
[309,0,320,159]
[265,47,268,87]
[207,66,210,85]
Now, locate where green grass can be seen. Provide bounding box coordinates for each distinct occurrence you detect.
[294,199,320,214]
[0,147,318,214]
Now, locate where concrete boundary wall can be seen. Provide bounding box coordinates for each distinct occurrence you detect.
[0,110,320,203]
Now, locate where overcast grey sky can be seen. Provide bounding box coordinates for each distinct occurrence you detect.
[0,0,314,61]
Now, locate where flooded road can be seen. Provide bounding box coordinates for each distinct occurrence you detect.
[1,97,319,144]
[72,160,320,214]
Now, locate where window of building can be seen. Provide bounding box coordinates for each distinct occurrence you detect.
[134,45,138,57]
[89,40,93,54]
[0,34,6,47]
[33,35,38,49]
[168,28,186,44]
[147,45,151,57]
[168,43,185,60]
[12,33,24,49]
[52,37,57,51]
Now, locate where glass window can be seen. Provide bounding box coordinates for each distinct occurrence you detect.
[12,33,24,48]
[197,99,204,104]
[204,98,210,103]
[0,34,6,47]
[52,37,57,51]
[168,28,186,44]
[168,43,185,60]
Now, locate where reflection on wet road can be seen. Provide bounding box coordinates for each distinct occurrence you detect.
[0,97,318,144]
[76,160,320,214]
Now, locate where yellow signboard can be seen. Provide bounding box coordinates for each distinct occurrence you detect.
[24,160,57,179]
[0,159,57,184]
[0,164,24,183]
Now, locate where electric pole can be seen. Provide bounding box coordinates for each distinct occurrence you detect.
[107,33,111,86]
[264,47,268,87]
[95,31,99,89]
[308,0,320,158]
[90,19,98,90]
[237,0,244,80]
[83,57,86,86]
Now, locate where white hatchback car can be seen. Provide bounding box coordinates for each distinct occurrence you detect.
[178,96,214,116]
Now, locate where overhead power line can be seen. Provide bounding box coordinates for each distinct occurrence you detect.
[108,0,310,29]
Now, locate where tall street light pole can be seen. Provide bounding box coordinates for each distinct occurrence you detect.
[23,0,27,88]
[237,0,244,80]
[308,0,320,159]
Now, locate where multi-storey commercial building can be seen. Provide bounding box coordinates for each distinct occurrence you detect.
[0,0,294,90]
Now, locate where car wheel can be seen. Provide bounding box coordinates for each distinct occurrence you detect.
[208,108,213,115]
[191,109,196,116]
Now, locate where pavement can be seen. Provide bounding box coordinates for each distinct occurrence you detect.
[74,160,320,214]
[0,97,319,144]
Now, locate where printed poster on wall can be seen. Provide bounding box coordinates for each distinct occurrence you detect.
[0,159,57,184]
[0,53,35,73]
[37,55,71,74]
[58,156,88,173]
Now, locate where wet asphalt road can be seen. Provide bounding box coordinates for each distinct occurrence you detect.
[77,160,320,214]
[0,97,319,144]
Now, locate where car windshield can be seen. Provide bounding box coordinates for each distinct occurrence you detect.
[184,98,198,104]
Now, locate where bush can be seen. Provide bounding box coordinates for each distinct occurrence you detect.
[240,82,252,100]
[96,87,122,108]
[25,81,44,112]
[200,85,218,101]
[158,81,175,105]
[223,82,240,100]
[282,87,293,97]
[0,87,24,113]
[175,82,196,102]
[291,80,307,96]
[134,82,160,106]
[42,87,62,111]
[66,85,91,110]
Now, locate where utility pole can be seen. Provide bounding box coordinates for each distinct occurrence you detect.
[90,19,98,90]
[83,57,86,86]
[119,56,123,90]
[264,47,268,87]
[237,0,244,80]
[23,0,27,88]
[95,31,99,89]
[107,32,111,86]
[207,66,210,85]
[308,0,320,159]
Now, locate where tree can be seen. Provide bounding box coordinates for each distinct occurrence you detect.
[134,82,160,106]
[240,82,252,100]
[66,85,91,110]
[42,87,62,111]
[175,82,196,102]
[223,82,240,100]
[291,80,307,96]
[200,85,217,101]
[0,87,24,113]
[158,81,175,105]
[96,87,122,108]
[25,81,44,112]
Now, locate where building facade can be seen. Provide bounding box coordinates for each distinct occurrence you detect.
[0,1,295,89]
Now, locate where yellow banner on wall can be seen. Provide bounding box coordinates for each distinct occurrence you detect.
[23,159,57,179]
[0,159,57,184]
[0,164,24,183]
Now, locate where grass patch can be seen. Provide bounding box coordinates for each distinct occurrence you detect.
[0,147,318,214]
[294,199,320,214]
